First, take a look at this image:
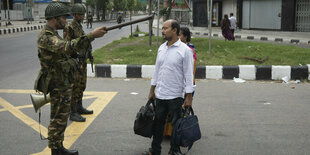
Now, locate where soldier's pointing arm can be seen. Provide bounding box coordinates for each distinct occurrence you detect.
[39,26,106,55]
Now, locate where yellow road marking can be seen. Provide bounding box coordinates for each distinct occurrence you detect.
[0,96,96,112]
[0,89,117,155]
[31,91,117,155]
[0,97,48,137]
[0,89,36,94]
[0,104,35,112]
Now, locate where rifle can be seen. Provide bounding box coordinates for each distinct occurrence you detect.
[105,14,154,31]
[85,45,94,73]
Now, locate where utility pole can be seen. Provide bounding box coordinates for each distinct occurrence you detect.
[156,0,160,46]
[148,0,152,46]
[0,0,2,26]
[7,0,12,25]
[208,0,212,55]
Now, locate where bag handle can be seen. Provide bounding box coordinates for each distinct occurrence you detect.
[146,98,156,110]
[183,106,194,117]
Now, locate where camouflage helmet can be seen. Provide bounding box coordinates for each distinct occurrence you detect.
[71,3,86,15]
[45,2,70,20]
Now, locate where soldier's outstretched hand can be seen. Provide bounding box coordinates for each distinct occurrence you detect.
[92,26,107,38]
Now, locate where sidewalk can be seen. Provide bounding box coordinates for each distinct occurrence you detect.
[2,19,310,45]
[153,18,310,44]
[0,20,45,35]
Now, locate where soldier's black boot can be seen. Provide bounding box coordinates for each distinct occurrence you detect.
[51,149,60,155]
[52,146,78,155]
[70,113,86,122]
[70,101,86,122]
[59,146,79,155]
[77,101,93,115]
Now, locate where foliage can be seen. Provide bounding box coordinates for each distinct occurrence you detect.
[127,0,135,11]
[159,8,167,17]
[86,0,96,9]
[113,0,127,11]
[92,36,310,66]
[134,0,147,11]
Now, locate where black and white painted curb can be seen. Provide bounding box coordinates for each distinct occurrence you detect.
[192,32,310,45]
[87,64,310,81]
[0,24,45,35]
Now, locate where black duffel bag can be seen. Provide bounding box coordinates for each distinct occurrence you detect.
[134,99,156,138]
[172,107,201,154]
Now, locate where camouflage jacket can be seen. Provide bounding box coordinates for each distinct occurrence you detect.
[35,25,94,93]
[63,19,92,60]
[87,13,93,21]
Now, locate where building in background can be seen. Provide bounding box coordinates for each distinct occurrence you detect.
[192,0,310,32]
[0,0,81,21]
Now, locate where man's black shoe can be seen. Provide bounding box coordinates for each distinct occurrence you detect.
[70,113,86,122]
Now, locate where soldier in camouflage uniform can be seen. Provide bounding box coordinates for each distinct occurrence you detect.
[63,3,93,122]
[35,2,107,155]
[87,11,93,29]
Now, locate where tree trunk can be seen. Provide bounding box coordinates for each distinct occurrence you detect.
[165,0,172,20]
[102,9,106,21]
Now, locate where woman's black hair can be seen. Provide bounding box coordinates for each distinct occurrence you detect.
[180,27,191,42]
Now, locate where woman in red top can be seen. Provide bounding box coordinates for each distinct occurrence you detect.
[179,27,197,86]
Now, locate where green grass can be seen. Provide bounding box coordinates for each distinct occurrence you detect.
[92,35,310,66]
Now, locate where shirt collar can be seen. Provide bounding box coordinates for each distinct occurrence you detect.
[165,39,182,48]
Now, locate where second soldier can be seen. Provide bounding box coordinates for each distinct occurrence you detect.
[63,3,94,122]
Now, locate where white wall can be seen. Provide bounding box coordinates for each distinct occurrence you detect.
[222,0,237,17]
[0,10,24,21]
[33,3,49,20]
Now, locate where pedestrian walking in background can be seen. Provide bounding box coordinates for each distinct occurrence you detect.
[142,19,194,155]
[35,2,107,154]
[63,3,94,122]
[87,11,93,29]
[229,13,237,37]
[221,14,235,41]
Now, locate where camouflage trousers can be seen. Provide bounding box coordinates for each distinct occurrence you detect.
[48,84,73,149]
[72,61,87,108]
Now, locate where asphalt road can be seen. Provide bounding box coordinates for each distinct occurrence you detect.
[0,16,310,155]
[0,15,152,89]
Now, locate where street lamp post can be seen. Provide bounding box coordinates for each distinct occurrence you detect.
[0,0,2,26]
[148,0,152,46]
[156,0,160,46]
[7,0,12,25]
[208,0,212,55]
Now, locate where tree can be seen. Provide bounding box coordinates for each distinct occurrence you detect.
[113,0,126,12]
[134,0,147,12]
[127,0,135,35]
[165,0,172,20]
[86,0,96,9]
[97,0,110,21]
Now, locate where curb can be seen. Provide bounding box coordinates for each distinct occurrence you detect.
[0,24,45,35]
[197,32,310,45]
[87,64,310,81]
